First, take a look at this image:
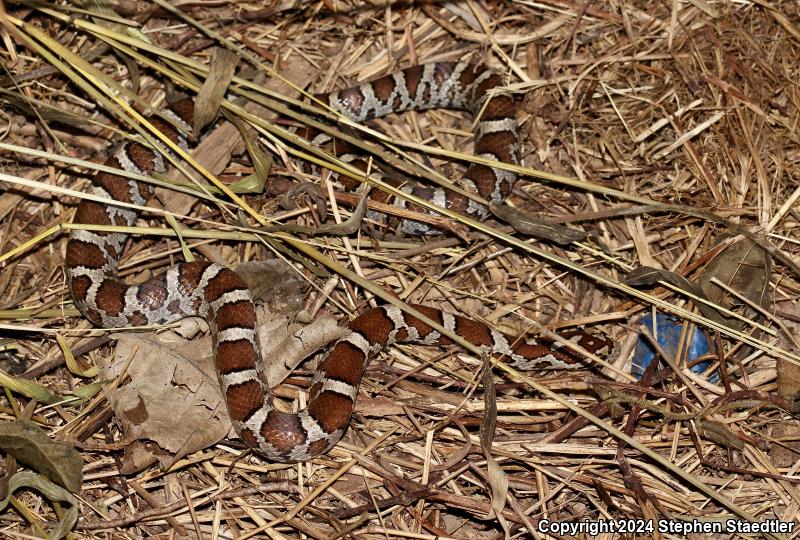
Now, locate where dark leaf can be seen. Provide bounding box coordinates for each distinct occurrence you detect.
[490,203,586,244]
[697,236,771,331]
[0,420,83,493]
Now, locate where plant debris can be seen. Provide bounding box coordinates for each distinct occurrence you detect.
[1,1,799,538]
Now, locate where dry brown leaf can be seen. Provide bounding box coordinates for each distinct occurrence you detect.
[100,302,346,471]
[769,422,800,468]
[777,321,800,400]
[234,259,307,308]
[697,236,771,332]
[479,362,509,532]
[261,314,347,387]
[102,334,229,471]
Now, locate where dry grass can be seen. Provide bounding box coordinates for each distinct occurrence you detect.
[1,1,800,538]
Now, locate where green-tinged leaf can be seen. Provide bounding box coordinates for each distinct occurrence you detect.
[223,108,271,194]
[0,89,94,127]
[58,334,99,378]
[0,369,58,403]
[228,173,268,194]
[194,48,240,132]
[153,170,267,196]
[125,27,152,43]
[0,471,78,538]
[165,214,194,262]
[0,470,78,539]
[68,380,107,401]
[0,420,83,492]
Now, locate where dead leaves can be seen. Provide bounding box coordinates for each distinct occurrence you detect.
[0,420,83,538]
[100,303,346,472]
[696,235,771,332]
[627,235,771,336]
[100,334,230,472]
[0,470,78,539]
[0,420,82,493]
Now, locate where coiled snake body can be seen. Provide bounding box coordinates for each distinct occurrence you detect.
[67,62,606,462]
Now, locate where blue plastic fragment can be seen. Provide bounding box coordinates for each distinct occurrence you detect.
[632,312,713,380]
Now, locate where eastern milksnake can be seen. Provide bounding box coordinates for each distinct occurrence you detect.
[67,62,607,462]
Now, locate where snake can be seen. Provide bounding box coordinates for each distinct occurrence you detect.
[66,61,608,462]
